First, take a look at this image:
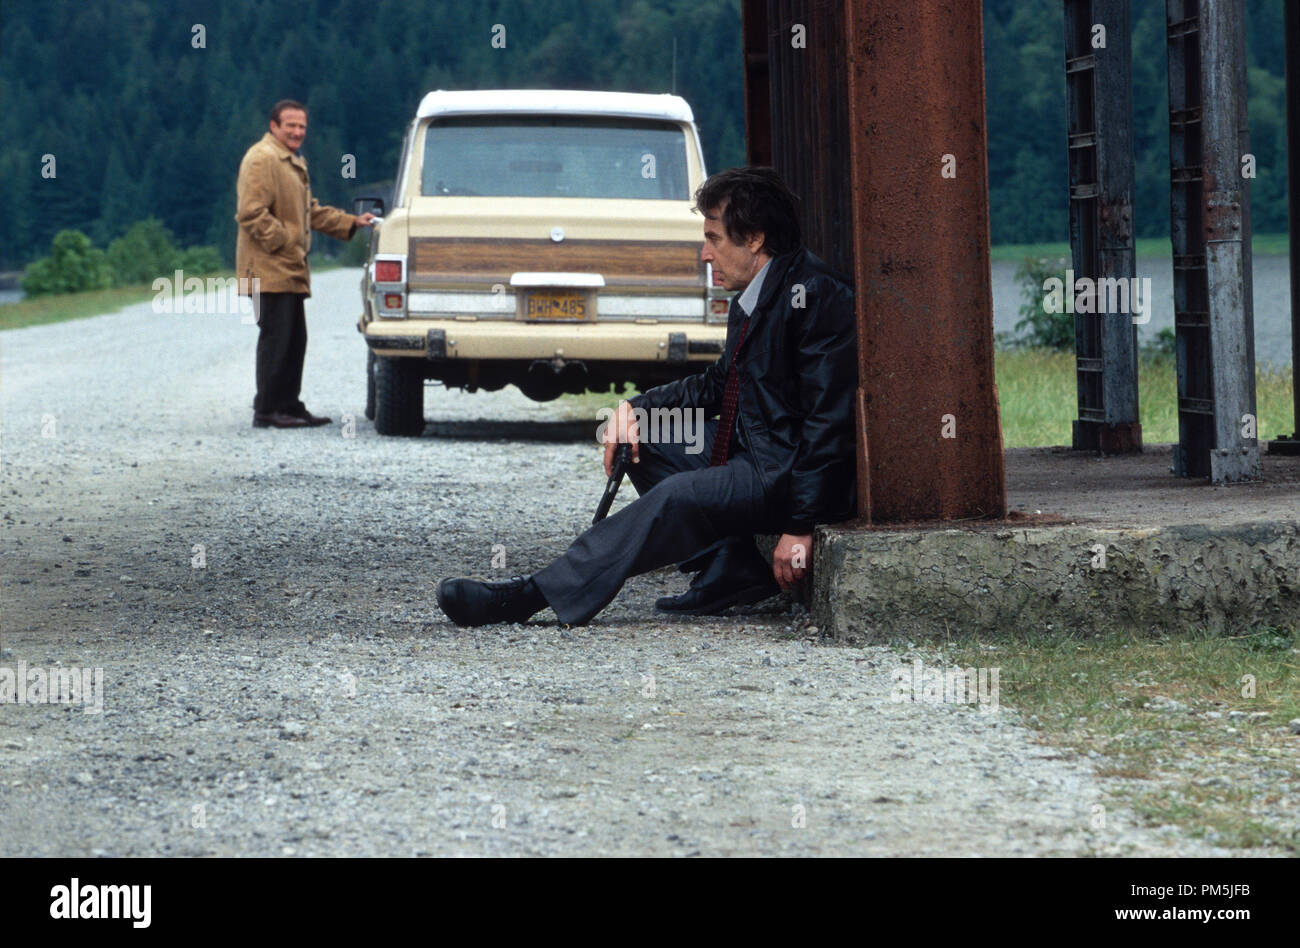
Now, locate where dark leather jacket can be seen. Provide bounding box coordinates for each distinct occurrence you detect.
[630,246,857,534]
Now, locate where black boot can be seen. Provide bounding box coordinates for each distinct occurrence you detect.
[656,543,779,616]
[436,575,547,627]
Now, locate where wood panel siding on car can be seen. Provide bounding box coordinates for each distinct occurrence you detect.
[408,237,705,289]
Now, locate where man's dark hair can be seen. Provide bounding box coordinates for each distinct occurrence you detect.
[693,167,802,257]
[270,99,308,124]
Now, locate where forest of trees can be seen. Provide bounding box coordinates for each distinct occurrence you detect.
[984,0,1291,246]
[0,0,1291,273]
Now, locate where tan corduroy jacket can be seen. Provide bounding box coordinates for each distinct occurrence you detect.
[235,132,356,295]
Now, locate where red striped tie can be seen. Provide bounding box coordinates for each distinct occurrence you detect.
[710,309,751,466]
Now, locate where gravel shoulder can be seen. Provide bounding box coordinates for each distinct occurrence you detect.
[0,268,1260,856]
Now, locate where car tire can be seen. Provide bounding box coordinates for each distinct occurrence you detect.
[374,355,424,436]
[364,349,376,421]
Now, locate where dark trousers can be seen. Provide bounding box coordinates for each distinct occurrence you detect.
[532,419,782,625]
[253,292,309,415]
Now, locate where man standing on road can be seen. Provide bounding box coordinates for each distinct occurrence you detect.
[236,99,375,429]
[437,167,858,626]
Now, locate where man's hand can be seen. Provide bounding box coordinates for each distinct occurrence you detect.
[355,212,378,227]
[772,533,813,591]
[602,400,641,478]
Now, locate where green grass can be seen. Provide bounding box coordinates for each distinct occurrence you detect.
[996,348,1295,447]
[940,627,1300,850]
[555,385,641,420]
[991,232,1290,263]
[0,282,164,331]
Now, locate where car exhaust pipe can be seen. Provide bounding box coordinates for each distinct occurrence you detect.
[519,358,589,402]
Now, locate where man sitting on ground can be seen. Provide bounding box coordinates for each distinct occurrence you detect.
[437,167,857,626]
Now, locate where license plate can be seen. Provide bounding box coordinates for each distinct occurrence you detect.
[525,290,587,320]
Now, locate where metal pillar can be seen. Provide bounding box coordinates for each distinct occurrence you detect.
[741,1,772,166]
[760,0,854,279]
[844,0,1007,521]
[1064,0,1142,454]
[1267,0,1300,455]
[1165,0,1259,481]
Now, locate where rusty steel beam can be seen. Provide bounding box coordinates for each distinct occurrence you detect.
[844,0,1007,522]
[1267,0,1300,455]
[741,0,772,166]
[1064,0,1142,454]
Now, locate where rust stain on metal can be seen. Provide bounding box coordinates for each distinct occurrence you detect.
[1098,422,1143,455]
[842,0,1007,522]
[1203,190,1243,240]
[856,384,872,523]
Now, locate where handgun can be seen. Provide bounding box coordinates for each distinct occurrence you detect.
[593,443,634,524]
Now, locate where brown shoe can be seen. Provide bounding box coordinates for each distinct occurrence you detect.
[253,411,310,428]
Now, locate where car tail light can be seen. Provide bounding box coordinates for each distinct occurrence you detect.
[711,299,729,317]
[371,253,407,317]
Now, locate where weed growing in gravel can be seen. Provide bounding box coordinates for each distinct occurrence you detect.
[939,626,1300,852]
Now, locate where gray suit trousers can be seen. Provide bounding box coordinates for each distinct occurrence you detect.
[532,420,782,624]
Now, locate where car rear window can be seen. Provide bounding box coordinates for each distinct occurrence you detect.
[420,116,690,200]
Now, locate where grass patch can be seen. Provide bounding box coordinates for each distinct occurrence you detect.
[939,627,1300,851]
[0,282,163,331]
[555,385,641,421]
[0,264,352,332]
[996,348,1295,447]
[990,232,1289,262]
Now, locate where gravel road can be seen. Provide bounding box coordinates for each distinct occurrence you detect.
[0,268,1253,856]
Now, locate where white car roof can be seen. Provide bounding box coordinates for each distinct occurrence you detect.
[416,89,694,123]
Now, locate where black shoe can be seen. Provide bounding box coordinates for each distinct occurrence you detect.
[655,577,779,615]
[657,539,779,615]
[253,411,309,428]
[436,575,546,627]
[290,406,332,426]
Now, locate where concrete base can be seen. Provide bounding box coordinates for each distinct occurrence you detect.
[814,445,1300,639]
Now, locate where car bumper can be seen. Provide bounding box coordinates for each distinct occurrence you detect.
[361,319,726,363]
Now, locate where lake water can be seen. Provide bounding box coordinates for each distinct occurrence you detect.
[991,253,1296,368]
